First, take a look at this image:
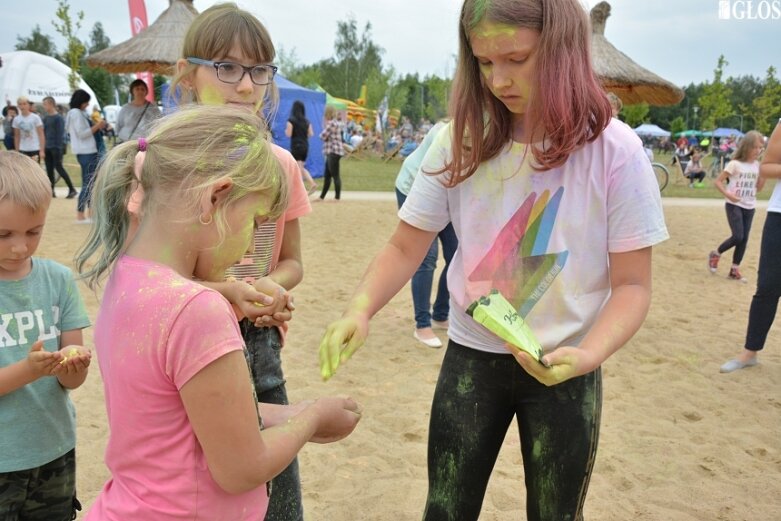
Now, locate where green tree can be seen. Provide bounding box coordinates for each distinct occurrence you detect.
[52,0,86,90]
[622,103,649,128]
[329,16,385,100]
[669,116,686,137]
[15,25,57,57]
[698,55,733,130]
[746,67,781,135]
[87,22,111,54]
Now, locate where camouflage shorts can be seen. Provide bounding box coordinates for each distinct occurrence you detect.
[0,449,81,521]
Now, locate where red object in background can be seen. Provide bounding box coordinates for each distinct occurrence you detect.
[128,0,155,103]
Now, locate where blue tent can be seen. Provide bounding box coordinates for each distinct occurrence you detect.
[270,75,326,178]
[708,127,745,138]
[161,77,326,178]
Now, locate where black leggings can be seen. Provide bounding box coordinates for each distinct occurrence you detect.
[44,148,76,192]
[319,153,342,200]
[424,342,602,521]
[717,202,755,266]
[745,212,781,351]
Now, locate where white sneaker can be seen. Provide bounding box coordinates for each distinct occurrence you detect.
[413,330,442,348]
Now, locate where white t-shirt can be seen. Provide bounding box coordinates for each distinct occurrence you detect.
[722,160,760,210]
[400,119,668,354]
[12,113,43,152]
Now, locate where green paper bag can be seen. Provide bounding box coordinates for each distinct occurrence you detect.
[466,289,545,363]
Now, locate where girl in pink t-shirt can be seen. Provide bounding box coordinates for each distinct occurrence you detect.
[75,105,361,521]
[709,130,766,282]
[319,0,667,519]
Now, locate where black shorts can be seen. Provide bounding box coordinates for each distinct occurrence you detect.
[290,142,308,162]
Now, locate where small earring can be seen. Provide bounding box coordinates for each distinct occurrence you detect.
[199,213,213,225]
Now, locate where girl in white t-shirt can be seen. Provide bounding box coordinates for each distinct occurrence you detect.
[319,0,668,519]
[721,122,781,372]
[709,130,766,282]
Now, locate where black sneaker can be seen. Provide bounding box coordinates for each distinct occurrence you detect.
[66,190,78,199]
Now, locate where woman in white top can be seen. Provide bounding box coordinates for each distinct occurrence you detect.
[65,89,105,223]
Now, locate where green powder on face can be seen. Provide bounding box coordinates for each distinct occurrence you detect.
[470,0,490,28]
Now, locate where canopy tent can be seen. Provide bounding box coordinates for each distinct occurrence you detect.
[86,0,198,74]
[708,128,745,138]
[270,75,326,178]
[633,123,671,137]
[0,51,101,109]
[675,129,703,138]
[591,2,684,106]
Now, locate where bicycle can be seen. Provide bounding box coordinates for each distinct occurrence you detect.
[652,162,669,192]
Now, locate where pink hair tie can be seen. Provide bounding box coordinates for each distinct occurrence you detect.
[138,137,147,151]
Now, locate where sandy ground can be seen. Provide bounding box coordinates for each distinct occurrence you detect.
[36,193,780,520]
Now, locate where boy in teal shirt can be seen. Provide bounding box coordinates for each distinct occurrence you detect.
[0,151,91,520]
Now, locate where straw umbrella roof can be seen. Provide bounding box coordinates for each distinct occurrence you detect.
[591,1,684,106]
[86,0,198,74]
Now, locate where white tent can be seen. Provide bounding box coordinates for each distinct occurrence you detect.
[633,123,670,138]
[0,50,100,109]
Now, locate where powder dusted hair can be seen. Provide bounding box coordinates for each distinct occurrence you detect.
[0,151,52,211]
[731,130,764,162]
[75,105,288,288]
[445,0,612,184]
[170,2,278,117]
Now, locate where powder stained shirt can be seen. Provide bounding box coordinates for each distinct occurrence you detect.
[87,256,267,521]
[399,119,669,354]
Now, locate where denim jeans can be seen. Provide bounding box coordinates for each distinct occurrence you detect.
[238,322,303,521]
[76,153,98,213]
[396,188,458,328]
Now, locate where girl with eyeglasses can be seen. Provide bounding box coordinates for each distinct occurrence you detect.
[168,4,316,520]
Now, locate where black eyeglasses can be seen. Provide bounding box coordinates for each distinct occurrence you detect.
[187,57,278,86]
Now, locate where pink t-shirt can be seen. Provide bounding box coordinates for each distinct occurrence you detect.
[87,256,268,521]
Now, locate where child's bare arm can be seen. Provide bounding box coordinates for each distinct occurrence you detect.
[511,247,654,385]
[319,220,437,379]
[0,340,62,396]
[180,351,361,494]
[53,329,91,390]
[760,124,781,180]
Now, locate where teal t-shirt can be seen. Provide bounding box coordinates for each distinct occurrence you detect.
[0,258,90,472]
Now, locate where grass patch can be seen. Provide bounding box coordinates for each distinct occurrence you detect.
[60,147,768,200]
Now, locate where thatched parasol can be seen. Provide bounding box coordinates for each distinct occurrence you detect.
[86,0,198,74]
[591,1,684,106]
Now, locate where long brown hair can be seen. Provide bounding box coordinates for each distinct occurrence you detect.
[731,131,763,162]
[444,0,612,185]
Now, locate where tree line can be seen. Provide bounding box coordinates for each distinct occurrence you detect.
[15,7,781,135]
[620,56,781,136]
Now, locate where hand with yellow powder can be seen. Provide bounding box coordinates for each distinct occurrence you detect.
[319,309,370,381]
[25,340,63,378]
[51,345,92,377]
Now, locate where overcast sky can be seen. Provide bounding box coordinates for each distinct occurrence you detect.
[3,0,780,88]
